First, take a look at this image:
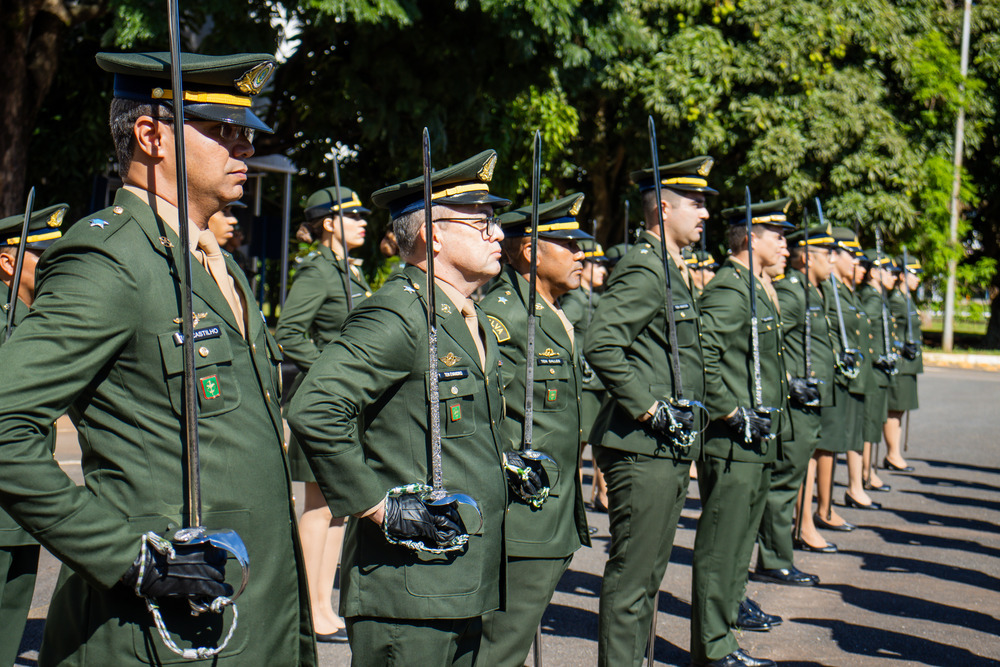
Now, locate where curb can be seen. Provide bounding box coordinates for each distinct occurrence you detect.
[923,352,1000,371]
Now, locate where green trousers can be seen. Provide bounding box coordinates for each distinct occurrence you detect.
[757,407,821,570]
[0,545,38,667]
[345,616,482,667]
[479,555,571,667]
[691,456,771,665]
[594,446,690,667]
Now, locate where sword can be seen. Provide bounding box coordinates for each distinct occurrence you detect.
[902,246,915,343]
[647,116,700,448]
[873,224,898,375]
[331,155,354,312]
[623,199,630,251]
[803,211,812,379]
[698,219,708,292]
[4,187,34,343]
[507,130,558,508]
[416,128,483,536]
[744,187,776,435]
[587,218,596,328]
[816,198,860,379]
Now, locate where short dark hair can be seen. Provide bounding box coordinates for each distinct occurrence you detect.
[640,187,688,228]
[728,223,778,253]
[109,98,172,177]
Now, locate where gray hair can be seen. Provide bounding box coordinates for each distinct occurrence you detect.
[392,208,425,257]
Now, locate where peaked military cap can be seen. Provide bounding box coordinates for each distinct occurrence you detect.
[579,239,610,262]
[499,193,593,241]
[371,150,510,219]
[0,203,68,250]
[786,224,837,249]
[862,250,892,267]
[96,52,276,133]
[685,249,719,270]
[721,197,796,229]
[830,226,863,256]
[897,255,923,274]
[631,156,719,195]
[304,186,371,220]
[604,243,628,265]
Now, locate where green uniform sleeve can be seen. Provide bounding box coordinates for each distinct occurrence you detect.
[287,300,419,518]
[583,262,661,419]
[275,261,328,371]
[699,282,747,420]
[0,246,141,588]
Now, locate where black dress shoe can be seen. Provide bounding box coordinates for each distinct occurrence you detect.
[864,482,891,492]
[883,458,914,472]
[844,492,881,510]
[590,498,608,513]
[752,565,819,586]
[707,649,777,667]
[734,600,773,631]
[794,538,839,553]
[813,512,856,532]
[743,598,782,625]
[316,628,349,643]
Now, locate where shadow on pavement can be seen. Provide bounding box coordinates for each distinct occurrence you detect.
[906,474,1000,494]
[824,583,998,635]
[16,618,42,666]
[900,489,1000,513]
[796,618,997,666]
[649,633,687,666]
[656,590,691,620]
[887,507,1000,534]
[870,525,1000,560]
[540,602,596,640]
[855,548,1000,591]
[918,459,1000,477]
[556,568,602,598]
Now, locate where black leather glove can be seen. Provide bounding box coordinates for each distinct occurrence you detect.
[788,377,821,407]
[504,451,547,500]
[902,341,919,360]
[122,537,230,599]
[649,399,695,436]
[873,356,897,373]
[384,493,463,548]
[724,407,772,444]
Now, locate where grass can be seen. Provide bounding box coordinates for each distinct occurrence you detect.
[924,318,988,335]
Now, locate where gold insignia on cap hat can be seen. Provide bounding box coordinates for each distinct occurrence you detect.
[478,153,497,181]
[782,200,791,213]
[569,195,583,216]
[48,209,66,228]
[697,158,714,177]
[235,62,275,95]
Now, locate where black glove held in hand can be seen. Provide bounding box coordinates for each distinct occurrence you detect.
[122,538,229,599]
[788,377,821,407]
[504,451,547,499]
[902,341,919,360]
[384,493,463,548]
[649,400,695,436]
[724,407,772,444]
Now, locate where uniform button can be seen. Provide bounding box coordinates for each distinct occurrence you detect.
[198,346,209,357]
[549,369,556,375]
[451,386,459,395]
[265,389,272,402]
[251,342,257,351]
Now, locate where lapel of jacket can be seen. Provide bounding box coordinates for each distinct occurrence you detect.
[121,189,243,335]
[402,265,484,376]
[511,268,573,357]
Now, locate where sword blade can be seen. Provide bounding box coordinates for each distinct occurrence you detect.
[523,130,541,452]
[332,155,353,312]
[623,199,630,250]
[902,245,915,343]
[874,223,892,357]
[803,210,812,378]
[5,187,34,343]
[745,186,763,408]
[422,128,444,499]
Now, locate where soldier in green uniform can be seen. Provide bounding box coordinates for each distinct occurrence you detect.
[276,185,373,643]
[0,53,316,665]
[754,224,838,584]
[478,193,592,666]
[287,150,510,666]
[561,238,611,511]
[584,157,714,667]
[855,250,897,494]
[0,204,66,665]
[883,256,923,472]
[686,249,719,294]
[691,198,792,667]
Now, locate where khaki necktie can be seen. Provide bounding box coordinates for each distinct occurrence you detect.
[460,301,487,371]
[197,230,246,337]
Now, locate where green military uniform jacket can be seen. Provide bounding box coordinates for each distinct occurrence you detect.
[774,271,836,407]
[858,284,898,389]
[287,264,508,620]
[823,277,871,394]
[481,267,590,559]
[276,243,372,373]
[583,231,705,460]
[700,258,788,463]
[889,289,923,375]
[561,286,605,392]
[0,189,315,665]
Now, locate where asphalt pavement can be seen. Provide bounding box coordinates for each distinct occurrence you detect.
[16,366,1000,666]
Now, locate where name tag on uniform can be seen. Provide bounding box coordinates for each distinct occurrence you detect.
[438,369,469,380]
[537,358,563,366]
[808,306,822,312]
[174,325,222,345]
[761,316,775,324]
[673,303,691,311]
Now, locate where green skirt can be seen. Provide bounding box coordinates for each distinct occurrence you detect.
[819,384,864,453]
[888,373,919,412]
[862,384,889,443]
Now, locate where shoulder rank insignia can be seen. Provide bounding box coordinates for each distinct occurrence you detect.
[90,219,109,229]
[488,315,510,343]
[440,303,452,315]
[440,352,461,367]
[539,348,558,357]
[403,285,416,294]
[497,296,508,304]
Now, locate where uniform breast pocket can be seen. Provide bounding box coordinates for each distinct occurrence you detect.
[434,370,478,438]
[673,309,698,348]
[535,359,570,412]
[158,331,242,417]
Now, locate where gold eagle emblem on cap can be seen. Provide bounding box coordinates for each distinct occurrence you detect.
[235,62,275,95]
[782,200,792,213]
[697,158,714,177]
[440,352,461,367]
[478,154,497,181]
[48,209,66,228]
[570,195,584,216]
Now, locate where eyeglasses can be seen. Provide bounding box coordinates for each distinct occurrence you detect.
[435,216,502,240]
[148,116,255,145]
